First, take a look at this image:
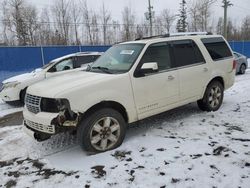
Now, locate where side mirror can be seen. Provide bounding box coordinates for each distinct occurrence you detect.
[139,62,158,76]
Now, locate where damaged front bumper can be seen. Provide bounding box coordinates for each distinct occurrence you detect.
[23,107,79,139]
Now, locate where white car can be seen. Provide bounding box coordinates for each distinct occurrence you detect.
[0,52,102,104]
[23,33,235,153]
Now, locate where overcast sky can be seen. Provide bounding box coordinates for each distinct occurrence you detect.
[27,0,250,25]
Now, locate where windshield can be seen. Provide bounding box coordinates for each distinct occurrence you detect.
[90,43,145,74]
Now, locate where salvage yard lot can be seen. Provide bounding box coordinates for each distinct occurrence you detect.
[1,70,250,188]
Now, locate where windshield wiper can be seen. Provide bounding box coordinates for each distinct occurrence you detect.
[91,66,112,74]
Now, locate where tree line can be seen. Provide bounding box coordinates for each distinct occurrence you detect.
[0,0,250,46]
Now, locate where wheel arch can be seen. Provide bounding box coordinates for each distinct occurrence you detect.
[81,101,129,123]
[207,76,225,89]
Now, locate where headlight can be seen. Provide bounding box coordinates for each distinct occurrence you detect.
[2,81,21,90]
[41,98,69,113]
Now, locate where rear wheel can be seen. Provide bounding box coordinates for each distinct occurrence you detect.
[77,108,126,153]
[197,81,224,112]
[239,64,246,74]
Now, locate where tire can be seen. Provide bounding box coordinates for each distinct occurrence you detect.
[20,88,27,105]
[197,81,224,112]
[77,108,127,153]
[239,64,246,75]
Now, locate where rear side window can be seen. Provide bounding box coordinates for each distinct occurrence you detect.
[140,42,172,71]
[171,40,205,68]
[201,37,232,61]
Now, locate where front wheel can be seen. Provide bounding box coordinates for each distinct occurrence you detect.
[77,108,127,153]
[239,64,246,75]
[197,81,224,112]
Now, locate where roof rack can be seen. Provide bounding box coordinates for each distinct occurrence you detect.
[135,32,213,41]
[135,34,170,41]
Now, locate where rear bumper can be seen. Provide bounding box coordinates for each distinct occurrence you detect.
[225,70,236,90]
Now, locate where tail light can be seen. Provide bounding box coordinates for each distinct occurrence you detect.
[233,60,237,70]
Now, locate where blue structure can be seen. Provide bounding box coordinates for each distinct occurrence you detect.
[0,45,110,83]
[229,41,250,58]
[0,42,249,83]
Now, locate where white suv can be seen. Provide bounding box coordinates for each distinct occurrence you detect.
[23,33,236,152]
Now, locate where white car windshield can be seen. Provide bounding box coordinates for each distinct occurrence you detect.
[90,43,145,74]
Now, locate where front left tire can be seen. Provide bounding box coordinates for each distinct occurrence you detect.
[77,108,127,153]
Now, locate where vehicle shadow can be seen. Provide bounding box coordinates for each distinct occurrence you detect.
[126,102,202,140]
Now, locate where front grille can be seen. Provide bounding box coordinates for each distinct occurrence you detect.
[24,119,55,134]
[25,94,41,114]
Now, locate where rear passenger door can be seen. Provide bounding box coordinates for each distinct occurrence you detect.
[171,40,209,101]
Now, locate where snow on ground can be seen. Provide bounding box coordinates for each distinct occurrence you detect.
[0,99,23,118]
[1,71,250,188]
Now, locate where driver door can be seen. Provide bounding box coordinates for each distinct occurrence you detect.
[131,42,180,119]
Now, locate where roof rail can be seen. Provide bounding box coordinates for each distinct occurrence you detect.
[169,32,210,37]
[135,34,170,41]
[134,32,213,41]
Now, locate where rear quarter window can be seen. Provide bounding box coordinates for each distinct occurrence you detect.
[201,37,232,61]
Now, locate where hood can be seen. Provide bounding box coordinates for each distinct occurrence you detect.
[3,70,44,84]
[27,71,114,98]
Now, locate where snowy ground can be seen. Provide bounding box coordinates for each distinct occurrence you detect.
[1,71,250,188]
[0,99,23,118]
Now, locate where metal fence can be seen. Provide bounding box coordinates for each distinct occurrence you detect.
[0,41,249,83]
[229,41,250,58]
[0,45,110,83]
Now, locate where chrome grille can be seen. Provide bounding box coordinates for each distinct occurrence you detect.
[24,119,55,134]
[25,94,41,114]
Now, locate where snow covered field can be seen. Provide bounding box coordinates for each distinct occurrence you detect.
[1,71,250,188]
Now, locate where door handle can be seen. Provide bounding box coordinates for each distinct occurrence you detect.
[168,75,175,80]
[203,68,208,72]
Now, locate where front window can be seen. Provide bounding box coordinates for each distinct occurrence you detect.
[90,44,145,74]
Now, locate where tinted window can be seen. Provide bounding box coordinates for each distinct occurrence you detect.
[75,56,94,68]
[201,37,232,61]
[172,40,204,67]
[140,42,172,71]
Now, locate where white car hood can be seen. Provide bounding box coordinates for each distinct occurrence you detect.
[27,71,114,98]
[3,69,44,84]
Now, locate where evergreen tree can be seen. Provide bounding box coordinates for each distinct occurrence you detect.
[176,0,188,32]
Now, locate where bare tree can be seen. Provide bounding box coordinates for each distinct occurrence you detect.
[24,5,39,45]
[0,0,10,45]
[91,12,100,45]
[39,8,53,45]
[241,16,250,40]
[122,6,136,41]
[189,1,200,31]
[7,0,29,45]
[216,17,223,35]
[189,0,216,32]
[161,9,176,33]
[51,0,71,45]
[100,2,111,45]
[81,0,93,44]
[70,0,81,45]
